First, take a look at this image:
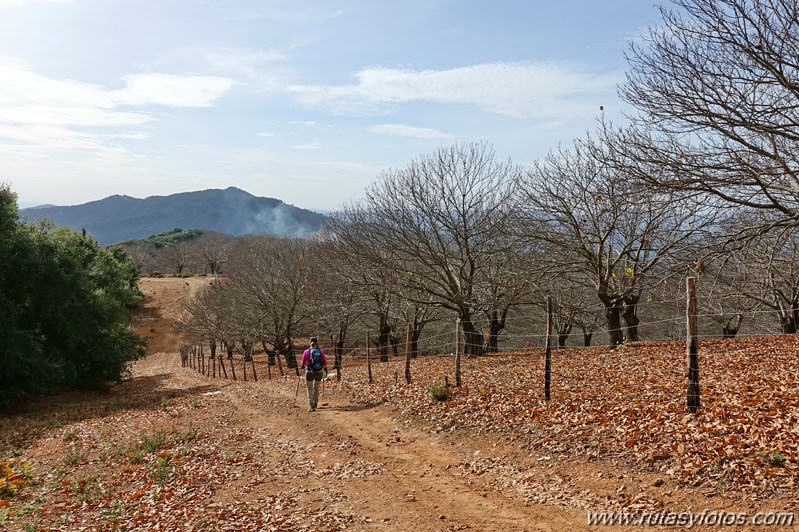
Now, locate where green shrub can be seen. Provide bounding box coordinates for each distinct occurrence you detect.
[427,382,450,401]
[0,196,147,403]
[759,450,786,467]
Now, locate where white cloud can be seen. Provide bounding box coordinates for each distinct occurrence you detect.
[287,62,622,118]
[0,0,70,8]
[146,46,289,91]
[113,73,235,107]
[0,59,235,154]
[290,142,325,150]
[237,9,344,23]
[368,123,451,139]
[300,160,385,173]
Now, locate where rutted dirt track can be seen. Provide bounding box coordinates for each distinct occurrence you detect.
[128,278,584,531]
[167,360,585,531]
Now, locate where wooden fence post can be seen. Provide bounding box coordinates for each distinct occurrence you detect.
[455,318,462,388]
[404,322,412,384]
[219,355,228,379]
[367,331,373,384]
[686,277,700,413]
[545,296,553,401]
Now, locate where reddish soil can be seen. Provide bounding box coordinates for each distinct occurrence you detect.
[0,277,796,531]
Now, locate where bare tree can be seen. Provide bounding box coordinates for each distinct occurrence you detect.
[475,248,539,352]
[616,0,799,232]
[311,239,365,377]
[520,135,710,346]
[119,241,155,275]
[162,241,192,275]
[177,281,229,359]
[327,142,521,357]
[226,236,317,373]
[717,224,799,333]
[197,232,230,280]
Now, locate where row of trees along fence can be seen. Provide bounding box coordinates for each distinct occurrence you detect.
[540,277,701,414]
[182,276,702,415]
[180,344,258,382]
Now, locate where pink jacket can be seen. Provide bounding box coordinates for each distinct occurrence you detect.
[301,347,327,370]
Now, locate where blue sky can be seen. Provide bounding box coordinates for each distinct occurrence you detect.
[0,0,661,212]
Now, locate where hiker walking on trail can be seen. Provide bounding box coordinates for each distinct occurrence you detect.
[301,337,327,412]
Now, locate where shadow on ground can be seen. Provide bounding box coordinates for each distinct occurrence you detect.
[0,373,221,453]
[323,400,385,413]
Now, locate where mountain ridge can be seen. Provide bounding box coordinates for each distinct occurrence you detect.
[20,187,329,245]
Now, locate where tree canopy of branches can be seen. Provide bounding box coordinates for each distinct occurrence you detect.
[326,142,523,356]
[520,135,712,346]
[0,184,145,404]
[616,0,799,232]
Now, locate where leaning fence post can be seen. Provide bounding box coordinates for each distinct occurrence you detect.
[686,277,700,413]
[545,296,553,402]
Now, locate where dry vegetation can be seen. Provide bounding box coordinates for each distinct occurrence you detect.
[0,277,797,531]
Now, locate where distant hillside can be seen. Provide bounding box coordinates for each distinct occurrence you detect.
[20,187,329,245]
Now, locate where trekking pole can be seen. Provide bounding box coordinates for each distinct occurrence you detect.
[293,374,301,407]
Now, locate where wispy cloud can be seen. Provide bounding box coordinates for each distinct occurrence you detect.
[0,0,70,8]
[288,62,622,118]
[113,73,234,107]
[368,123,452,139]
[145,46,289,90]
[0,59,234,152]
[290,142,325,150]
[235,9,344,23]
[300,160,385,173]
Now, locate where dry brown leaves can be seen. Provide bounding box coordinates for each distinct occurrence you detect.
[2,333,798,530]
[334,335,799,498]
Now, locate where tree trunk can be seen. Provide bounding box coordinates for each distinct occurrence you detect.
[686,278,700,414]
[241,340,253,362]
[622,298,640,342]
[262,341,277,366]
[484,309,506,353]
[583,332,593,347]
[781,315,797,334]
[378,320,391,362]
[722,314,742,338]
[410,329,421,359]
[557,318,573,349]
[598,284,624,347]
[333,333,345,381]
[604,304,624,347]
[460,318,484,357]
[275,337,298,373]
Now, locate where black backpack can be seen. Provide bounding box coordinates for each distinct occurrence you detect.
[308,347,324,371]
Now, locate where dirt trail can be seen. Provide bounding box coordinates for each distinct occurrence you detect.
[127,277,587,531]
[3,277,796,530]
[131,349,584,531]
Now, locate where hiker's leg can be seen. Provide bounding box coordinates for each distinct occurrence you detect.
[305,373,315,409]
[312,376,321,407]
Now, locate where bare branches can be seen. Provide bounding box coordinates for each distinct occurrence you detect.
[619,0,799,224]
